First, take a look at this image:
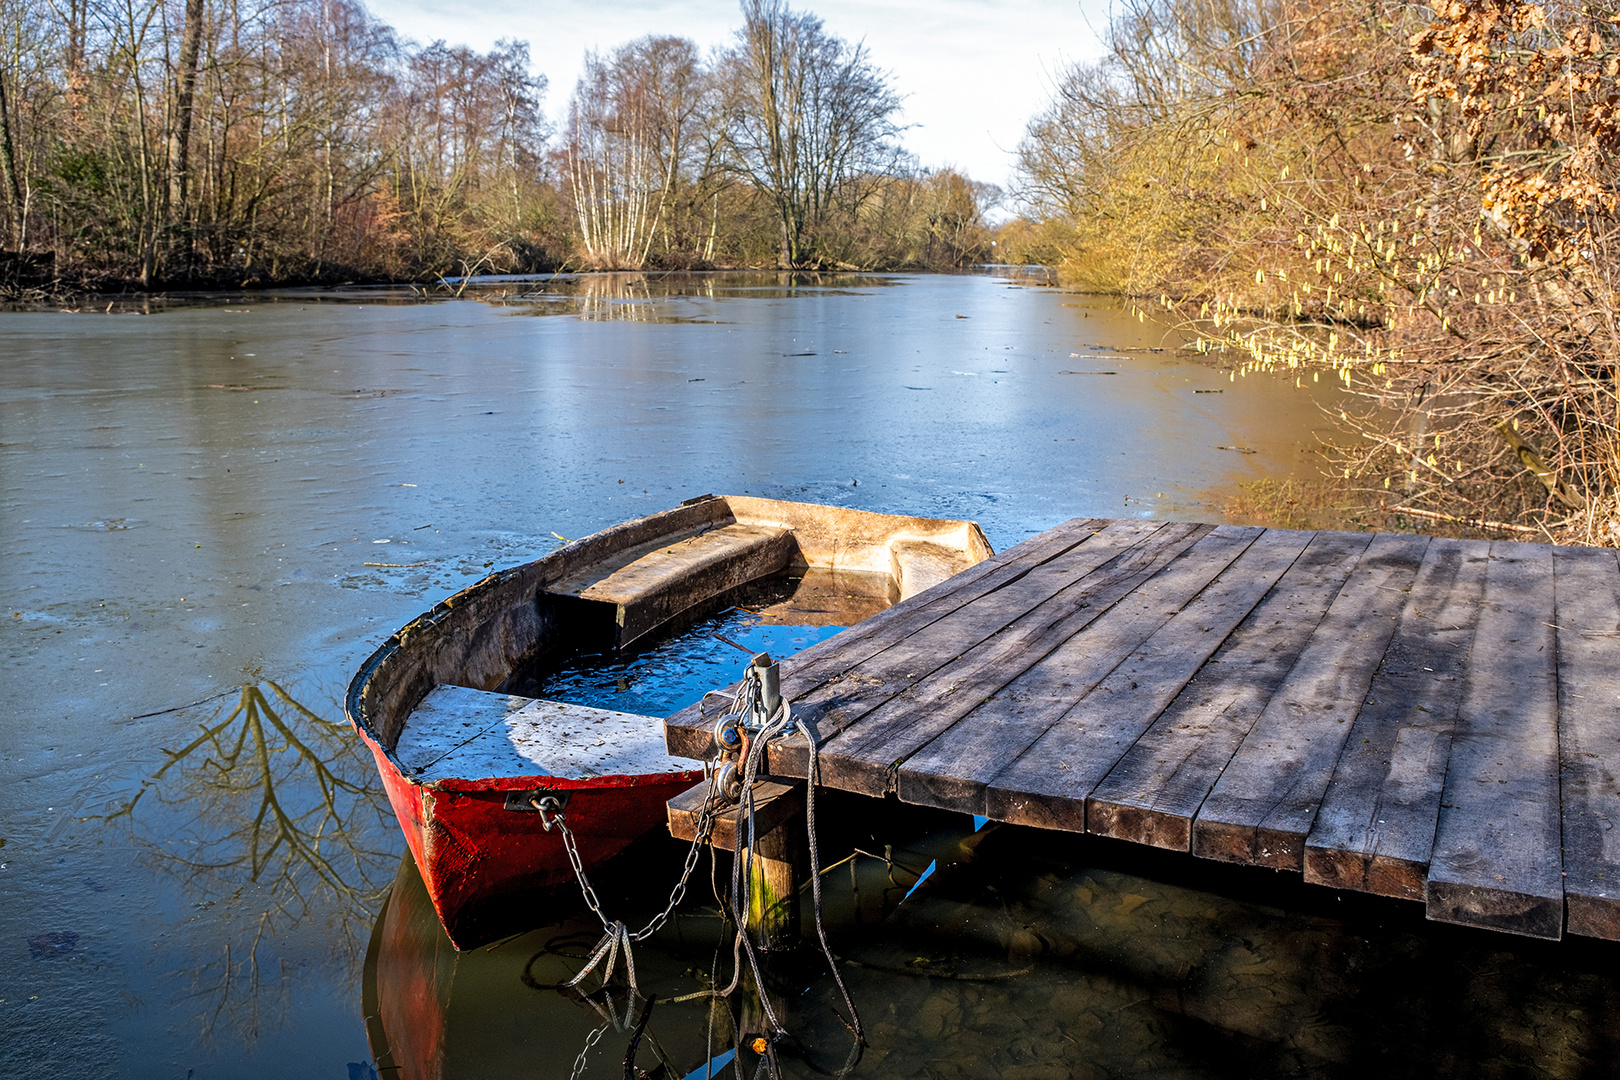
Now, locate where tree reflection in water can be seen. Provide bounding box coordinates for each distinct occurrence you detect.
[102,681,398,1042]
[474,270,891,323]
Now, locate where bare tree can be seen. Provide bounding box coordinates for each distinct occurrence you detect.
[563,36,712,268]
[388,37,548,273]
[719,0,902,267]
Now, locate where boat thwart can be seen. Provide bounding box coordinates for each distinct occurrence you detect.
[346,495,992,947]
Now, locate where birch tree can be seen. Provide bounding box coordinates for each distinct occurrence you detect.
[563,36,710,269]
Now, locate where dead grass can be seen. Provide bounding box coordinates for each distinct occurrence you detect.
[1215,472,1537,541]
[1217,475,1363,532]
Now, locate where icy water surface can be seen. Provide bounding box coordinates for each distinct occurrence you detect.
[5,271,1610,1078]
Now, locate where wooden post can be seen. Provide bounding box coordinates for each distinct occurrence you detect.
[746,823,799,950]
[668,778,805,949]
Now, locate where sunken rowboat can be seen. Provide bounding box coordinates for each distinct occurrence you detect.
[345,495,993,948]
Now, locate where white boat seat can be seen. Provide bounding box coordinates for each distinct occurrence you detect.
[393,684,693,784]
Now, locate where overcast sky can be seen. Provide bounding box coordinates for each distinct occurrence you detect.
[364,0,1111,193]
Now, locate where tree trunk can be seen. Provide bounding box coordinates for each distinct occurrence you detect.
[0,70,23,248]
[167,0,206,218]
[67,0,87,73]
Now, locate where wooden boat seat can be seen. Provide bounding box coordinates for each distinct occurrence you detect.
[545,521,794,648]
[393,684,692,784]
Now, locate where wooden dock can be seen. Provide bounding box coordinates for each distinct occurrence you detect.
[665,518,1620,942]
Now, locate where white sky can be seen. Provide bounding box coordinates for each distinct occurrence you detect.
[364,0,1111,193]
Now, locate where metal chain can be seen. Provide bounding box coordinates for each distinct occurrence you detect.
[547,657,861,1080]
[635,766,725,941]
[546,758,727,995]
[550,810,611,927]
[567,1019,611,1080]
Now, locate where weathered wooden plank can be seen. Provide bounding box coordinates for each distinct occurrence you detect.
[1191,532,1430,869]
[667,779,804,851]
[401,687,686,783]
[1078,527,1320,841]
[1427,541,1563,940]
[575,522,794,648]
[1553,545,1620,940]
[893,525,1267,813]
[664,516,1114,758]
[1030,530,1372,844]
[732,514,1179,767]
[824,522,1241,798]
[1302,538,1491,900]
[766,521,1211,784]
[393,684,514,776]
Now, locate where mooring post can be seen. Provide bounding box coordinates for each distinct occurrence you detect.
[745,818,801,950]
[667,777,806,950]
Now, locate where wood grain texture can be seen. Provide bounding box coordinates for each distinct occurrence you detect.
[663,516,1113,759]
[569,522,793,647]
[1553,545,1620,940]
[667,779,804,851]
[1427,541,1564,940]
[1051,531,1372,847]
[1192,532,1430,870]
[1303,538,1490,899]
[893,525,1266,815]
[1081,528,1319,844]
[651,517,1607,943]
[781,521,1212,792]
[759,520,1196,778]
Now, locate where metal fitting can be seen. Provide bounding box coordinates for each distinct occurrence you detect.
[504,788,571,831]
[714,760,743,804]
[714,713,744,754]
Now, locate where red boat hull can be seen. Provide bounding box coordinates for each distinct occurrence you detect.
[362,734,700,949]
[345,496,992,950]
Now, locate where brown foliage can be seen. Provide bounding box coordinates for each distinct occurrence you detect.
[1020,0,1620,543]
[2,0,992,288]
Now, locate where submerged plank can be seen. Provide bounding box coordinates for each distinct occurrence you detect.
[1553,545,1620,940]
[663,516,1112,759]
[1192,533,1430,870]
[1303,538,1490,900]
[788,521,1212,792]
[1427,541,1563,940]
[1053,531,1372,847]
[894,525,1264,816]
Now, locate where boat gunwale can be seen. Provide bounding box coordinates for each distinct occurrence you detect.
[343,494,992,789]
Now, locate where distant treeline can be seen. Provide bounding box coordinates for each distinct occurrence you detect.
[1004,0,1620,546]
[0,0,998,289]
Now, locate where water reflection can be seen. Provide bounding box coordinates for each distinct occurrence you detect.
[507,570,892,717]
[3,269,909,318]
[0,271,1367,1075]
[363,803,1620,1079]
[99,681,396,1041]
[362,795,939,1080]
[479,271,900,323]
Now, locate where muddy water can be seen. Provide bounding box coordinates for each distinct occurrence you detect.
[366,812,1620,1080]
[3,271,1597,1080]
